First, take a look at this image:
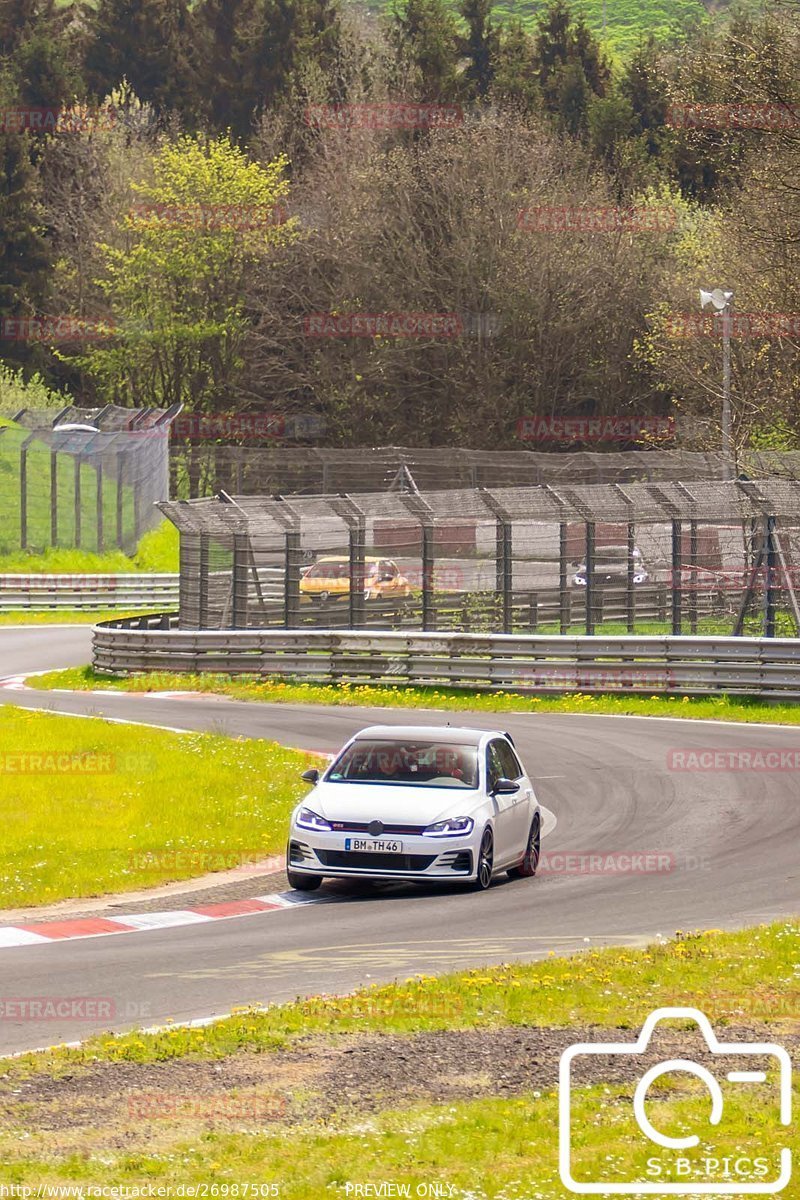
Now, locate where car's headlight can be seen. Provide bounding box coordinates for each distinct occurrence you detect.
[423,816,474,837]
[296,807,332,832]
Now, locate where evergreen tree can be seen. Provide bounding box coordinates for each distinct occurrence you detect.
[0,0,79,111]
[491,21,540,113]
[391,0,461,103]
[619,37,669,154]
[195,0,343,138]
[458,0,499,102]
[84,0,194,118]
[0,72,51,368]
[534,0,608,124]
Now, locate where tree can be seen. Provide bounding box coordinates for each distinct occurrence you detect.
[70,136,297,412]
[84,0,194,119]
[535,0,608,126]
[391,0,461,103]
[491,21,540,114]
[194,0,343,139]
[0,73,51,370]
[458,0,499,102]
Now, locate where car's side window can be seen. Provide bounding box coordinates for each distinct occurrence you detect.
[486,741,505,790]
[498,740,524,780]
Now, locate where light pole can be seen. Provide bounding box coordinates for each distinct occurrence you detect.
[700,287,735,479]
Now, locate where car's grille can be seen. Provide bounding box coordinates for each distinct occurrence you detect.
[328,821,428,835]
[316,850,436,872]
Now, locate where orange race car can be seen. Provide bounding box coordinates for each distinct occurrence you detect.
[299,556,413,603]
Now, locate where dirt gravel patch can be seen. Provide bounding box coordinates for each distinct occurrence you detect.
[1,1021,796,1153]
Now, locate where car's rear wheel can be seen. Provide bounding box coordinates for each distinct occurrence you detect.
[287,869,322,891]
[508,813,541,880]
[471,826,494,891]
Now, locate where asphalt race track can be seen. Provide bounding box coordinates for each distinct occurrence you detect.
[1,626,798,1055]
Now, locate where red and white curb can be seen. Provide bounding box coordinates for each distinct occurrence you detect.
[0,890,332,951]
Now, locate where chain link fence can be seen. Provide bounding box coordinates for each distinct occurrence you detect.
[0,404,180,555]
[160,478,800,638]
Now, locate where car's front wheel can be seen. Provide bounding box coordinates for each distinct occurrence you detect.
[471,826,494,891]
[287,869,323,891]
[508,813,541,880]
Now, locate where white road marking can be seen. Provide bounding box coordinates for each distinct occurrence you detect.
[0,928,51,948]
[117,911,215,930]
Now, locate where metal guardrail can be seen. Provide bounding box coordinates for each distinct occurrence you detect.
[92,623,800,699]
[0,569,284,611]
[0,573,180,611]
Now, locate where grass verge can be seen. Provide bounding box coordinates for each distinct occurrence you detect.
[0,706,316,908]
[0,518,179,574]
[27,666,800,724]
[0,922,796,1192]
[0,609,151,625]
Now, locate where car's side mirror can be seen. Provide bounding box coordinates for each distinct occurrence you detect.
[493,777,519,795]
[301,768,320,784]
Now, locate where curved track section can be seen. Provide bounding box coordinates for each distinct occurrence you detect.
[0,627,798,1055]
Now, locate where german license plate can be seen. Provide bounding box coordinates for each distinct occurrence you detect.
[345,838,403,853]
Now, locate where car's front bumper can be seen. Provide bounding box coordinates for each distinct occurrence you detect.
[288,828,477,881]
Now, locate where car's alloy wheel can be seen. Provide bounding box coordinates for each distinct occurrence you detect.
[472,826,494,890]
[508,813,541,880]
[287,869,323,891]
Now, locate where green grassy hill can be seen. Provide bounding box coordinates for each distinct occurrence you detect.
[367,0,765,58]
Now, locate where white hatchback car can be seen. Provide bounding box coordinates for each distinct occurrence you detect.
[287,725,541,892]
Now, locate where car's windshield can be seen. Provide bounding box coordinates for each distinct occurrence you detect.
[327,740,479,788]
[305,561,378,579]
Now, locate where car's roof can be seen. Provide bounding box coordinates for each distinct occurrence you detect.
[351,725,500,746]
[316,556,391,563]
